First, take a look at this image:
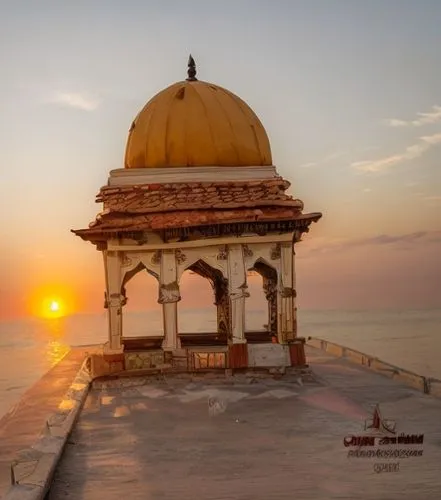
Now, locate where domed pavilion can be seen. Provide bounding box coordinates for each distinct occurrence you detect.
[73,56,322,374]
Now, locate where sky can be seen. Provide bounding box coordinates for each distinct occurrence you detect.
[0,0,440,320]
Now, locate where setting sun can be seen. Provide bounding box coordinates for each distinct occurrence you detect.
[50,301,60,312]
[29,284,77,319]
[42,297,66,318]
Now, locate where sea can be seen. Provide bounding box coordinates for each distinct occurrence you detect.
[0,308,440,419]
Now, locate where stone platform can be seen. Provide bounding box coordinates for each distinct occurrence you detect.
[47,346,441,500]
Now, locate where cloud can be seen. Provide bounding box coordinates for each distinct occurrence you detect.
[385,105,441,127]
[47,92,100,111]
[351,132,441,173]
[299,230,441,257]
[297,151,349,170]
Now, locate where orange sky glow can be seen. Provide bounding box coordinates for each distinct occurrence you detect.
[1,2,440,322]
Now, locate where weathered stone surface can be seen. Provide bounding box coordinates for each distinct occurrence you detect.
[2,484,43,500]
[248,343,291,367]
[48,347,441,500]
[125,351,164,371]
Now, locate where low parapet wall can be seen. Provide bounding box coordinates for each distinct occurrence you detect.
[306,337,441,399]
[90,340,308,379]
[3,358,92,500]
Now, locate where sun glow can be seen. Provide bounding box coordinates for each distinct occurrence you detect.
[42,297,66,318]
[50,300,60,312]
[29,284,76,318]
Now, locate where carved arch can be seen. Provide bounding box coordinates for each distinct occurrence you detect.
[121,262,159,301]
[181,259,230,341]
[248,258,278,336]
[177,251,228,281]
[249,257,277,276]
[122,262,159,287]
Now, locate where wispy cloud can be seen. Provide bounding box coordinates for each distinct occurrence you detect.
[351,132,441,173]
[47,92,100,111]
[385,105,441,127]
[299,230,441,257]
[298,151,349,169]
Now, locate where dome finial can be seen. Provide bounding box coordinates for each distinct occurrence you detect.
[186,54,197,81]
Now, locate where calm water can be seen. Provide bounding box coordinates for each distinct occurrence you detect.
[0,308,440,418]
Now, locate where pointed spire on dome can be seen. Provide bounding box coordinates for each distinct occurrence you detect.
[186,54,197,81]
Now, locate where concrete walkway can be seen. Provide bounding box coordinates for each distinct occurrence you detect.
[48,346,441,500]
[0,348,87,497]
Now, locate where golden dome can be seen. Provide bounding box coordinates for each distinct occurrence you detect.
[124,63,272,169]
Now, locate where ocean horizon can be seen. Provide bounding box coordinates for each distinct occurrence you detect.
[0,307,440,419]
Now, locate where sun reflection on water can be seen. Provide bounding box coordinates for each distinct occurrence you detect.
[44,317,70,367]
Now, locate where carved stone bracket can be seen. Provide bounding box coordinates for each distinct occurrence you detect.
[151,250,162,265]
[121,255,132,268]
[217,245,228,261]
[242,245,253,258]
[270,243,281,260]
[158,281,181,304]
[175,249,187,265]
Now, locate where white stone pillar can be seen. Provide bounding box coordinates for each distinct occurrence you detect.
[292,244,298,338]
[277,243,295,343]
[103,250,124,352]
[227,245,248,344]
[158,250,181,351]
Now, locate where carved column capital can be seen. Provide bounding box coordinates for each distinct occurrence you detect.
[158,281,181,304]
[280,287,297,298]
[229,284,250,300]
[107,292,124,308]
